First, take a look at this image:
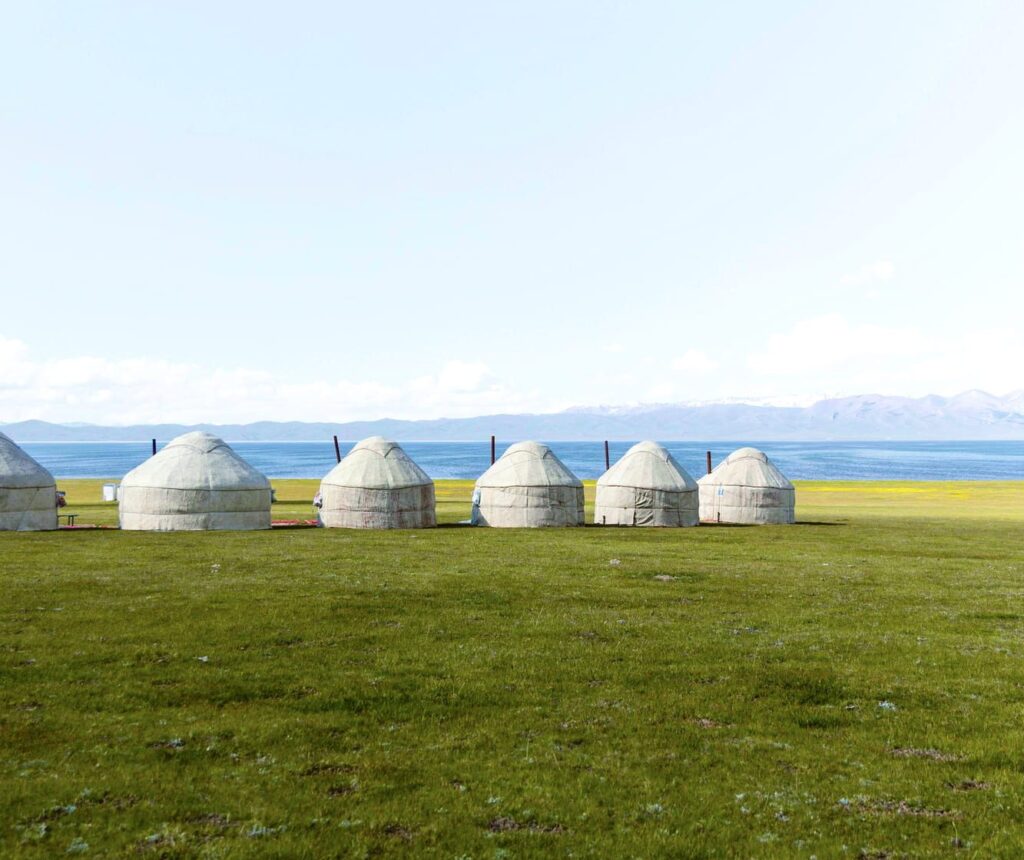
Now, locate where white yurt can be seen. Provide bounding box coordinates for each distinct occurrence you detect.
[318,437,435,529]
[698,447,795,525]
[119,431,272,531]
[472,441,584,527]
[0,432,58,531]
[595,441,699,527]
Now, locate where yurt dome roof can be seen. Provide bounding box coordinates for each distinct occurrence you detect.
[476,441,582,488]
[322,437,432,490]
[121,431,269,490]
[698,447,793,490]
[0,432,55,488]
[598,441,697,492]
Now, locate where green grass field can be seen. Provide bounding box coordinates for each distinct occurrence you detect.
[3,480,1024,857]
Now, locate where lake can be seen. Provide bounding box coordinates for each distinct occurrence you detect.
[18,440,1024,481]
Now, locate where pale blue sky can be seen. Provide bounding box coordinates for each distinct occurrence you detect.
[2,1,1023,423]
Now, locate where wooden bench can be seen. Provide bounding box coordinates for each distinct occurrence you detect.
[58,514,77,526]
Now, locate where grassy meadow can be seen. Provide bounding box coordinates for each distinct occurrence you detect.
[3,479,1024,857]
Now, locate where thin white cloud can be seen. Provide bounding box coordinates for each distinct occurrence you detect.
[4,323,1022,424]
[839,260,895,287]
[671,349,718,374]
[432,360,491,393]
[748,314,928,375]
[746,314,1024,397]
[0,337,551,424]
[641,382,677,403]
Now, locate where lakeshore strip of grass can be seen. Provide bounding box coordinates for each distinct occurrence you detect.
[2,480,1024,857]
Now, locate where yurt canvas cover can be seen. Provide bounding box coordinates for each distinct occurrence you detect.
[595,441,698,527]
[698,447,795,525]
[319,437,435,529]
[0,432,57,531]
[472,441,583,527]
[119,431,272,531]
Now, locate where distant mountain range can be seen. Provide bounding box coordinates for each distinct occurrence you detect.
[4,391,1024,442]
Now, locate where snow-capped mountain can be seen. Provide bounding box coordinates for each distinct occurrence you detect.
[4,391,1024,441]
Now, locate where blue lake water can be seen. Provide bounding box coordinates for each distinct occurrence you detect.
[18,440,1024,481]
